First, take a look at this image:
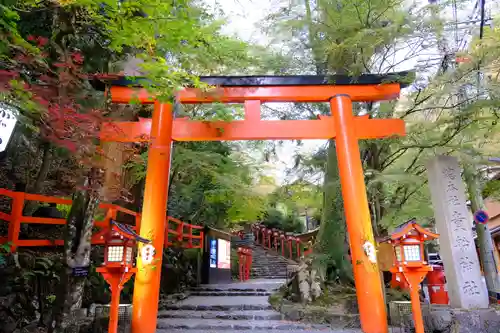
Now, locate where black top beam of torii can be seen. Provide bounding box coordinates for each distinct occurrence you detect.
[91,71,414,91]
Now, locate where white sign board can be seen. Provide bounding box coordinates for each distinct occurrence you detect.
[0,107,17,152]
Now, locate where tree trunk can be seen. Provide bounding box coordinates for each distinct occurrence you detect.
[315,139,353,283]
[305,0,353,284]
[23,142,53,216]
[464,165,500,294]
[50,168,103,333]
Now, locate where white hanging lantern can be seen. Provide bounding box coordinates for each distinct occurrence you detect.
[0,105,17,153]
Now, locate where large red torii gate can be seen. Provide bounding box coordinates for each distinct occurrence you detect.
[96,72,411,333]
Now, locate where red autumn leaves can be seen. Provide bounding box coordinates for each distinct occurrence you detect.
[1,34,103,158]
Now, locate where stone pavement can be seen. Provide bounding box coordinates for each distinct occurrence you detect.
[156,279,363,332]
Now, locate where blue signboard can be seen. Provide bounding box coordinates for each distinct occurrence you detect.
[209,239,217,268]
[474,210,489,225]
[72,266,89,277]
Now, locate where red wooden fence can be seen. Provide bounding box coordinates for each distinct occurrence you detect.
[0,188,203,251]
[250,224,313,261]
[165,216,204,249]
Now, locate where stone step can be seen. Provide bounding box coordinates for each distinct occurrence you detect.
[191,279,285,292]
[251,265,295,268]
[250,275,287,280]
[158,310,282,320]
[251,268,289,271]
[156,327,360,333]
[192,287,269,292]
[251,262,296,266]
[163,296,273,311]
[251,261,289,264]
[190,291,271,296]
[156,318,331,331]
[163,303,273,311]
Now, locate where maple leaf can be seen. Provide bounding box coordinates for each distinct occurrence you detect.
[37,37,48,47]
[71,52,84,64]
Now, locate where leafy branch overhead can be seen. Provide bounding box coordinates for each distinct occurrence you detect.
[264,0,500,231]
[0,1,282,331]
[126,140,269,227]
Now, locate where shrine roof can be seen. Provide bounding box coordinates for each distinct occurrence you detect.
[390,219,439,241]
[205,225,233,241]
[392,218,417,234]
[91,71,414,91]
[379,218,439,242]
[111,220,150,243]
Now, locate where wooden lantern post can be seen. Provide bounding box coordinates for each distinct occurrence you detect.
[97,220,151,333]
[385,219,439,333]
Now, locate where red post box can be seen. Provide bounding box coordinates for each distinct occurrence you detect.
[427,265,449,305]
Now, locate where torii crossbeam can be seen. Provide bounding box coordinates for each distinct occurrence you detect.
[95,72,412,333]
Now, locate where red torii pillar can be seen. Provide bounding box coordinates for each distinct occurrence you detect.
[128,101,173,332]
[99,74,409,333]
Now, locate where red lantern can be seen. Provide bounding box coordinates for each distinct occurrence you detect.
[104,224,136,269]
[385,219,439,333]
[97,220,151,333]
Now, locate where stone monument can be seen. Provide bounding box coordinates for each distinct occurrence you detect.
[427,155,489,309]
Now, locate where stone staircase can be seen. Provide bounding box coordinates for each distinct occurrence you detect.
[232,232,298,280]
[156,280,360,333]
[250,244,298,279]
[155,233,360,333]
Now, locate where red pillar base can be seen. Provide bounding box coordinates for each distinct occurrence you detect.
[403,270,429,333]
[97,267,136,333]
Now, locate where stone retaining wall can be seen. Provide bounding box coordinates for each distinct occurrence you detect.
[390,302,500,333]
[428,307,500,333]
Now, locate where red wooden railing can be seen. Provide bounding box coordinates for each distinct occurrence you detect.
[0,188,203,250]
[250,224,313,261]
[165,216,203,249]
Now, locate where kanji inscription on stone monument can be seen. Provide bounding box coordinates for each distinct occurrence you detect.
[427,155,488,309]
[458,256,474,273]
[450,210,467,232]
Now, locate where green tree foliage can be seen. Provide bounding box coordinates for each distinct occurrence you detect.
[261,179,321,233]
[126,140,268,228]
[263,0,432,282]
[260,207,304,234]
[0,251,62,329]
[269,180,322,215]
[0,0,270,329]
[263,0,500,285]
